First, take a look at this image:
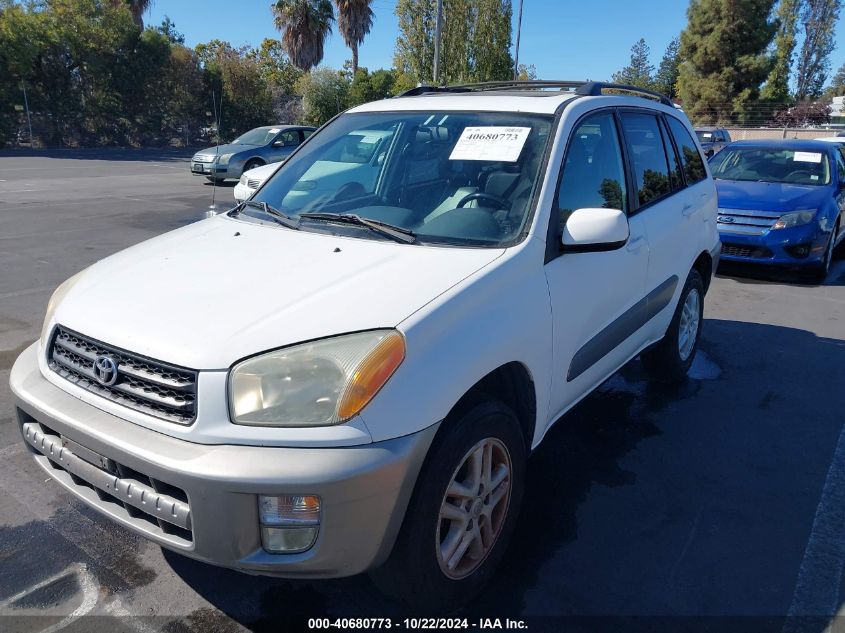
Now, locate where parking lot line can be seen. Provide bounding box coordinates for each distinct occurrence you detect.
[783,421,845,630]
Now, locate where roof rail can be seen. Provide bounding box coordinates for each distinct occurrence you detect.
[395,80,675,107]
[575,82,674,107]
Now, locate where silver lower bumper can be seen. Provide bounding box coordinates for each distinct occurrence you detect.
[10,343,437,578]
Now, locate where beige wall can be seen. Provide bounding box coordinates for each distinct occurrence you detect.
[725,128,841,141]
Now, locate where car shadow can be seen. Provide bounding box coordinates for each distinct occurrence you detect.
[162,319,845,633]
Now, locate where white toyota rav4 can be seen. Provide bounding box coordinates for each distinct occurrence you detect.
[11,81,719,607]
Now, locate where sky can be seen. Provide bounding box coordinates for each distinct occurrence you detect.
[145,0,845,85]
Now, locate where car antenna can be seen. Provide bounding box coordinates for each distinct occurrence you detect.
[207,90,222,217]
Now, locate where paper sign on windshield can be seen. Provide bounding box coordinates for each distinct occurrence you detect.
[269,128,281,134]
[793,151,822,163]
[450,127,531,162]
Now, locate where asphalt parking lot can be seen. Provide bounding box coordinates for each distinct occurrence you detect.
[1,149,845,633]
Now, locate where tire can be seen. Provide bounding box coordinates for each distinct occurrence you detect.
[641,268,704,383]
[243,158,264,175]
[371,399,526,610]
[205,176,226,184]
[808,222,838,284]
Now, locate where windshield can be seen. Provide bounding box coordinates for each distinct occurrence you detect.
[231,127,278,146]
[247,111,553,247]
[710,147,830,186]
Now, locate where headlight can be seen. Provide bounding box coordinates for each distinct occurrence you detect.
[772,210,816,230]
[40,270,86,347]
[239,173,247,185]
[229,330,405,427]
[216,153,234,164]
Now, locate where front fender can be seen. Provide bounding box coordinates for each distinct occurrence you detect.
[358,238,554,448]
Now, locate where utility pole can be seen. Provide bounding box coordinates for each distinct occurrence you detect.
[513,0,524,80]
[433,0,443,84]
[21,80,34,146]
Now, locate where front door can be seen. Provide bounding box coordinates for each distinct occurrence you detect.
[544,110,650,425]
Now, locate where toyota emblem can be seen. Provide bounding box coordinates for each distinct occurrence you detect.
[93,355,119,386]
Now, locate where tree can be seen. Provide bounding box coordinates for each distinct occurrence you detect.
[296,67,350,125]
[272,0,334,72]
[678,0,777,124]
[516,63,537,81]
[156,15,185,45]
[824,62,845,97]
[795,0,841,100]
[761,0,799,104]
[653,37,680,98]
[334,0,374,74]
[110,0,152,28]
[612,38,654,89]
[348,67,396,106]
[470,0,513,82]
[770,99,831,126]
[394,0,514,84]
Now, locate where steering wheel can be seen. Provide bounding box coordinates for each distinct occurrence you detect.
[456,192,511,210]
[784,170,813,183]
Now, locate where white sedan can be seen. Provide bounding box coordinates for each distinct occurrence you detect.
[814,135,845,145]
[234,162,280,202]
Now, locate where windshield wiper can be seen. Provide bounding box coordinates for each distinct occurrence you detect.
[235,200,300,229]
[299,212,417,244]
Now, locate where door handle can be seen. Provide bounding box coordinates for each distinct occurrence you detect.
[626,236,645,252]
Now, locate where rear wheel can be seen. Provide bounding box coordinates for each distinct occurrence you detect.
[641,268,704,383]
[371,399,525,610]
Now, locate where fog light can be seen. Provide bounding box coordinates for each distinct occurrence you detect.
[261,526,318,553]
[259,495,320,553]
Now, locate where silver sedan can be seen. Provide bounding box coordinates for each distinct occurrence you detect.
[190,125,315,182]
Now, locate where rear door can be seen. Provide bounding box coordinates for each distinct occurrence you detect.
[624,111,714,342]
[544,109,650,421]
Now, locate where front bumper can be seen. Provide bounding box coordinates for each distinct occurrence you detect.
[190,159,239,179]
[10,343,437,578]
[718,224,828,267]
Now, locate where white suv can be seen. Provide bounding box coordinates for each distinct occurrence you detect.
[11,81,719,607]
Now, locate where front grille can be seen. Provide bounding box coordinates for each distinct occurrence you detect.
[247,177,262,189]
[20,417,193,545]
[47,326,198,425]
[721,243,774,259]
[717,208,781,236]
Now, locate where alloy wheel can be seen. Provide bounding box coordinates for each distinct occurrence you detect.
[436,437,512,580]
[678,288,700,362]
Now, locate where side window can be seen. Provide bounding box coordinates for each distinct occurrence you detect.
[302,129,314,140]
[836,148,845,182]
[276,130,299,147]
[620,112,671,206]
[557,112,628,228]
[658,117,684,191]
[666,116,707,185]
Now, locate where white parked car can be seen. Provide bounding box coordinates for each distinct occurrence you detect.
[234,162,279,202]
[815,135,845,145]
[11,81,719,607]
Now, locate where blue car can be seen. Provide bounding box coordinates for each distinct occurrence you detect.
[710,139,845,280]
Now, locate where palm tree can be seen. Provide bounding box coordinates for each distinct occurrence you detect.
[110,0,153,28]
[334,0,374,75]
[272,0,335,72]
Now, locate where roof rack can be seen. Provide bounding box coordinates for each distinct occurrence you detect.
[575,82,674,107]
[395,80,674,107]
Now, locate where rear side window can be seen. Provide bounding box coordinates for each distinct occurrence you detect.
[620,112,671,206]
[556,112,628,225]
[658,118,683,191]
[666,117,707,184]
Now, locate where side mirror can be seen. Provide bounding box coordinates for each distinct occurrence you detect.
[561,208,629,252]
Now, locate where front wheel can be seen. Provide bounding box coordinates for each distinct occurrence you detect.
[371,399,525,610]
[641,268,704,383]
[809,222,838,284]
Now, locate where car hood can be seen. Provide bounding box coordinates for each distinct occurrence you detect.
[196,143,258,157]
[243,161,280,180]
[53,216,505,369]
[715,179,831,212]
